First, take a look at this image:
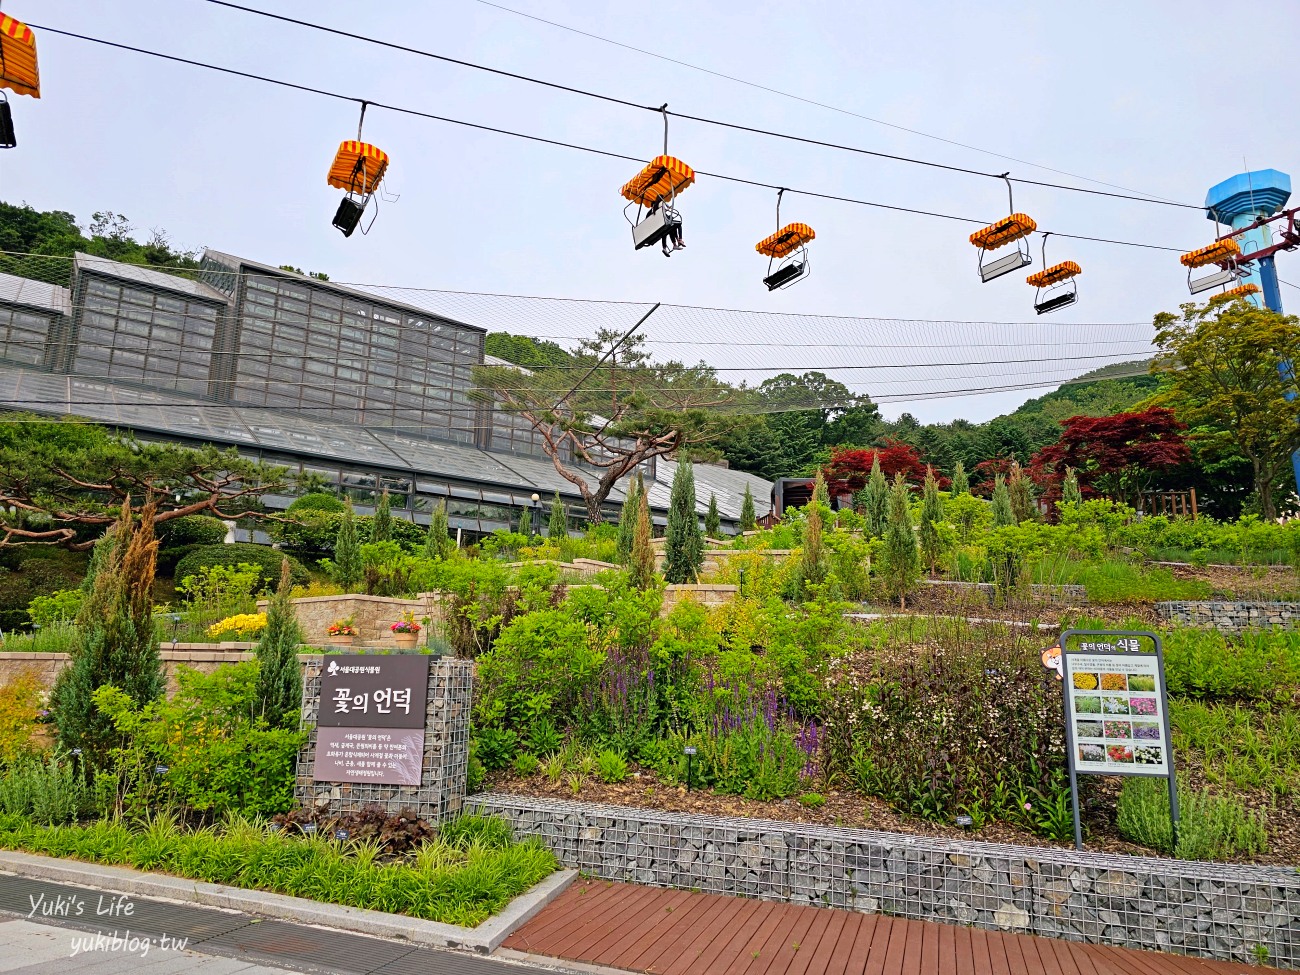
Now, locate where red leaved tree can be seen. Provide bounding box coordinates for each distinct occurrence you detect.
[1029,408,1191,508]
[822,439,936,491]
[970,456,1019,497]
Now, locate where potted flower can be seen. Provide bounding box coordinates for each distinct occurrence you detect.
[327,616,358,647]
[390,611,421,650]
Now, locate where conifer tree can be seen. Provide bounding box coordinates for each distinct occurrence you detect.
[1008,462,1037,524]
[705,493,721,539]
[548,493,566,541]
[371,488,393,543]
[424,500,452,560]
[52,499,163,767]
[919,465,945,575]
[740,483,757,531]
[663,460,703,584]
[863,455,889,537]
[517,505,532,538]
[991,474,1016,527]
[813,470,830,506]
[1062,466,1082,508]
[880,473,920,608]
[333,506,363,589]
[255,560,304,729]
[951,461,969,495]
[799,502,829,595]
[629,485,656,591]
[616,476,641,565]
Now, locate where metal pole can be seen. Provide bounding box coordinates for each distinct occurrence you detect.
[1059,631,1085,850]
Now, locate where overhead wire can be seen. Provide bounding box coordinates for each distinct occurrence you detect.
[200,0,1203,211]
[469,0,1190,206]
[25,23,1195,254]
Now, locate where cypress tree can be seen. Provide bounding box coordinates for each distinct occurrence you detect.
[880,473,920,608]
[517,505,532,538]
[919,465,945,575]
[548,493,566,540]
[799,502,829,595]
[333,506,363,589]
[371,488,393,543]
[1062,466,1082,508]
[663,460,703,584]
[1008,462,1036,524]
[991,474,1016,527]
[616,477,640,565]
[863,455,889,537]
[424,500,452,560]
[951,461,969,495]
[255,560,303,729]
[812,470,830,507]
[52,499,162,768]
[705,493,721,539]
[629,485,656,591]
[740,484,757,531]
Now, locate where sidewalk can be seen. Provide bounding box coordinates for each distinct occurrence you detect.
[501,877,1262,975]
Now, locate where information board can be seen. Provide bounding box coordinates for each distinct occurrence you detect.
[313,654,430,787]
[1058,630,1179,849]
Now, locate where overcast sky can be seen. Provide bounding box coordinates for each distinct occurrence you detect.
[4,0,1298,423]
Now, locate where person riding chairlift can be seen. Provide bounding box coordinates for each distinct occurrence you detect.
[647,198,685,256]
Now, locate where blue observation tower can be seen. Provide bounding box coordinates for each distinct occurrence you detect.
[1204,169,1292,311]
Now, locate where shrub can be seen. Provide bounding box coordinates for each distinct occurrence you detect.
[255,562,303,729]
[206,613,267,641]
[0,670,44,765]
[527,716,562,757]
[472,727,519,772]
[26,589,84,628]
[0,755,89,824]
[174,545,308,593]
[287,492,347,514]
[596,749,628,784]
[512,752,539,777]
[1117,776,1268,860]
[1163,629,1300,702]
[157,515,228,548]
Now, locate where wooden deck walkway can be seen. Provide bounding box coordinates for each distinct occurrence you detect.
[503,878,1255,975]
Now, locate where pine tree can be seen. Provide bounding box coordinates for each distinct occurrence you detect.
[255,560,304,729]
[1008,462,1036,524]
[616,477,640,565]
[629,486,656,591]
[951,461,969,495]
[880,473,920,608]
[548,493,567,540]
[52,499,162,767]
[813,470,830,507]
[371,488,393,543]
[991,474,1016,527]
[799,502,829,595]
[919,465,945,575]
[517,505,532,538]
[863,456,889,537]
[663,460,703,584]
[424,500,452,560]
[740,483,757,531]
[333,506,363,589]
[1062,466,1082,508]
[705,493,721,539]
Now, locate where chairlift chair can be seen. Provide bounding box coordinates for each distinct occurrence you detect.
[0,14,40,149]
[1206,282,1261,306]
[1026,234,1080,315]
[969,175,1036,282]
[621,106,694,256]
[327,103,390,237]
[1179,239,1245,295]
[755,189,814,291]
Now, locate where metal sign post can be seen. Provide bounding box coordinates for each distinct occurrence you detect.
[1058,630,1179,851]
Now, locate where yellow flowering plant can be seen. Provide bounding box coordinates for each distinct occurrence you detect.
[206,613,267,641]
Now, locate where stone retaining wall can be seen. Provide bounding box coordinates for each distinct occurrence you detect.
[0,648,263,695]
[469,794,1300,968]
[661,584,738,613]
[254,594,441,647]
[1155,601,1300,632]
[923,579,1089,606]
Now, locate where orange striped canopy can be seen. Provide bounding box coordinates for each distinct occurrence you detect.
[1180,238,1241,268]
[1026,261,1081,288]
[756,223,815,259]
[620,155,694,206]
[0,15,39,98]
[969,213,1036,250]
[327,141,389,194]
[1208,283,1261,305]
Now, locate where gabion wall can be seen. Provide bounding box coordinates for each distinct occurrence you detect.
[295,655,472,823]
[470,793,1300,968]
[1156,601,1300,632]
[922,580,1089,606]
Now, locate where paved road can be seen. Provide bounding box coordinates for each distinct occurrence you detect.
[0,874,564,975]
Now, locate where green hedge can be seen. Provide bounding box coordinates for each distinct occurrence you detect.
[173,544,309,591]
[158,515,229,548]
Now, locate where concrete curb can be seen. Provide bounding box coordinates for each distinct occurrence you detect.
[0,850,576,954]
